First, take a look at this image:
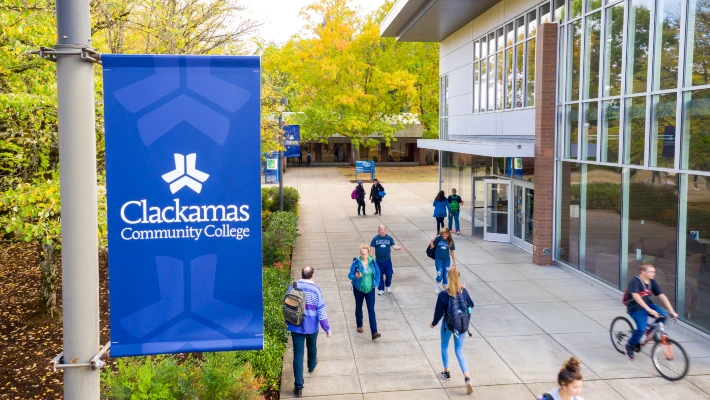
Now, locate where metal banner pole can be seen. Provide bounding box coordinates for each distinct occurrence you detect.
[278,114,284,211]
[55,0,100,398]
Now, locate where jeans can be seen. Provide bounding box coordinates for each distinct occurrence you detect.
[435,258,451,286]
[436,217,445,233]
[353,286,378,334]
[628,303,667,347]
[291,331,319,390]
[357,200,366,215]
[373,200,382,214]
[377,259,393,291]
[441,323,468,374]
[448,212,460,231]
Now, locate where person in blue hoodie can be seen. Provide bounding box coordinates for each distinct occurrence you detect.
[433,190,450,233]
[348,243,382,340]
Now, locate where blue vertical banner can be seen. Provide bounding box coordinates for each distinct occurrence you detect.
[283,125,301,158]
[103,55,263,357]
[264,152,279,184]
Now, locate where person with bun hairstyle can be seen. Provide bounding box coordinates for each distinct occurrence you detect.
[537,357,584,400]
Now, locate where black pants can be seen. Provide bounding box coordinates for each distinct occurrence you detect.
[436,217,445,233]
[357,199,366,215]
[373,200,381,214]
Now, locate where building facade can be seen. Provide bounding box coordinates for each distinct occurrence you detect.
[382,0,710,333]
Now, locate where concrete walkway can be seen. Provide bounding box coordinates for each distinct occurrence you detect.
[278,167,710,400]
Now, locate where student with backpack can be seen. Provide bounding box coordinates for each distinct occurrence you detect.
[430,267,474,395]
[355,181,367,216]
[447,188,464,235]
[429,228,456,293]
[536,357,585,400]
[348,243,382,340]
[369,179,385,215]
[284,267,331,398]
[433,191,449,233]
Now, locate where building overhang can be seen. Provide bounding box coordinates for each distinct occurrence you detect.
[417,137,534,157]
[380,0,500,42]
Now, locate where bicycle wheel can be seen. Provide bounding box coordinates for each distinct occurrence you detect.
[610,316,634,354]
[651,337,689,381]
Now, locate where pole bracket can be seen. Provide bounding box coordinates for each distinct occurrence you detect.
[50,342,111,372]
[28,46,102,64]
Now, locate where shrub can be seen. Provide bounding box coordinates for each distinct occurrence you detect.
[263,266,291,344]
[261,186,299,214]
[262,211,299,265]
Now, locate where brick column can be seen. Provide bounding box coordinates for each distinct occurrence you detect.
[344,143,352,162]
[314,143,323,162]
[381,143,389,163]
[533,23,558,266]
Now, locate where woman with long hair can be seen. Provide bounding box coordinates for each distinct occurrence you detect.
[347,243,382,340]
[536,357,584,400]
[430,267,474,395]
[429,228,456,293]
[433,190,449,233]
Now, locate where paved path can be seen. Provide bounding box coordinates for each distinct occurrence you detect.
[278,167,710,399]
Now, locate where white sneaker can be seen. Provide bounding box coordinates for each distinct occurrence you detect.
[434,283,440,293]
[386,286,392,293]
[378,290,384,296]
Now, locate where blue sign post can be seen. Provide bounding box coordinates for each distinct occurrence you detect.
[103,55,263,357]
[355,160,376,181]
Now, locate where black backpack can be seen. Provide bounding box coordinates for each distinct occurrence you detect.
[445,291,472,337]
[283,281,306,327]
[426,237,440,259]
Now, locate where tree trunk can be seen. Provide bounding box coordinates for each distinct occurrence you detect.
[39,243,59,317]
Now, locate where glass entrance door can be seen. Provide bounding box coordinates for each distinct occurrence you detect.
[483,180,511,242]
[512,181,534,253]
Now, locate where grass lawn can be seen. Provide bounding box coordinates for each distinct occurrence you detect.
[338,165,438,182]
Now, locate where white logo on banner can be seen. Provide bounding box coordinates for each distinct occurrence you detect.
[162,153,209,194]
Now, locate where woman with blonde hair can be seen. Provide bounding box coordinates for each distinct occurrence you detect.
[537,357,584,400]
[430,267,474,394]
[348,243,382,340]
[429,228,456,293]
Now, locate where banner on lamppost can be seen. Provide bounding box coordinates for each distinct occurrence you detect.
[103,55,263,357]
[264,152,279,184]
[283,125,301,158]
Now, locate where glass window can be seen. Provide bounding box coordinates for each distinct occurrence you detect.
[481,36,488,58]
[566,104,580,158]
[601,99,621,163]
[580,165,622,288]
[506,22,515,47]
[582,102,599,160]
[540,3,552,23]
[685,0,710,86]
[570,0,583,18]
[604,3,624,97]
[488,55,495,111]
[557,162,581,266]
[587,0,602,11]
[489,32,496,55]
[527,38,536,106]
[650,93,677,168]
[516,16,526,42]
[474,62,480,113]
[496,53,504,110]
[682,89,710,171]
[505,48,514,109]
[627,0,652,94]
[624,96,646,165]
[682,174,710,330]
[497,27,505,51]
[515,44,525,107]
[653,0,681,90]
[528,10,538,37]
[481,54,488,112]
[554,0,566,21]
[568,20,582,101]
[474,40,480,61]
[627,172,678,306]
[584,12,602,99]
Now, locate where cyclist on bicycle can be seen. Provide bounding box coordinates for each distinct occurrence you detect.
[624,264,678,360]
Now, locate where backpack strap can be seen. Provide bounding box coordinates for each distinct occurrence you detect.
[293,280,298,290]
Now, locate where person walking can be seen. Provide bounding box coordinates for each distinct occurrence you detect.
[348,244,382,340]
[536,357,585,400]
[430,267,474,395]
[447,188,464,235]
[430,228,456,293]
[369,179,385,215]
[306,151,312,166]
[286,267,332,398]
[433,190,449,233]
[356,181,367,216]
[369,224,406,295]
[298,151,303,166]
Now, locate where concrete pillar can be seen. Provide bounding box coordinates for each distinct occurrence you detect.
[532,23,558,266]
[314,143,323,163]
[345,143,352,162]
[381,143,389,163]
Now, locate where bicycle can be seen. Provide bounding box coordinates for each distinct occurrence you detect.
[610,316,689,381]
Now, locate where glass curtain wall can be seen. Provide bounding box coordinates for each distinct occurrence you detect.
[556,0,710,332]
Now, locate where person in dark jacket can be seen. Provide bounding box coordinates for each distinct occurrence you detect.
[348,243,382,340]
[356,181,367,216]
[307,152,312,166]
[433,191,449,233]
[430,267,473,395]
[369,179,385,215]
